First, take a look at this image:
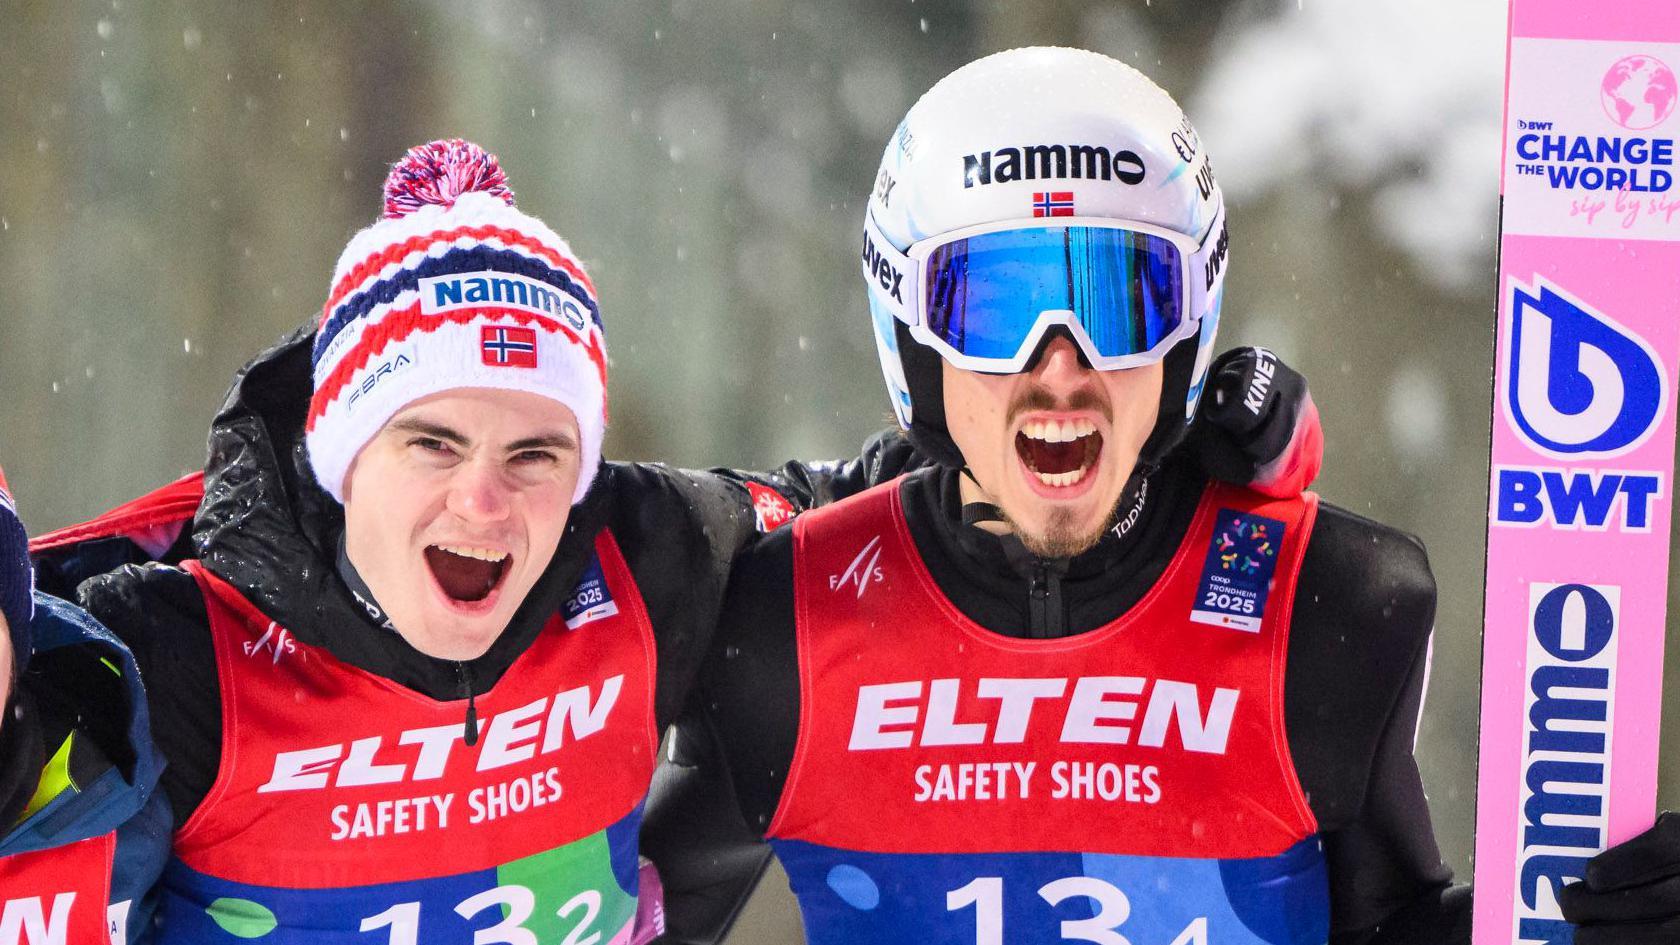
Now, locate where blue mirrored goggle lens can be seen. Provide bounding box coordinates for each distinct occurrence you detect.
[924,226,1185,363]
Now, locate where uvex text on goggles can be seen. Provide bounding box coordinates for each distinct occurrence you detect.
[862,202,1227,374]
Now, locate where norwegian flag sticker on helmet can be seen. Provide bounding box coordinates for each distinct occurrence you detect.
[1032,191,1075,217]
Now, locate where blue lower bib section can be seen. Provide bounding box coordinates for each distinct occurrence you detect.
[771,835,1330,945]
[155,805,644,944]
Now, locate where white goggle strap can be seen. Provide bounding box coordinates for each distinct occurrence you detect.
[861,212,917,327]
[1187,200,1229,325]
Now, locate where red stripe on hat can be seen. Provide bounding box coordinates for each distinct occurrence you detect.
[306,304,602,431]
[322,224,598,324]
[584,329,609,423]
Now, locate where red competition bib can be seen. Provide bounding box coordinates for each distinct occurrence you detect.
[767,480,1330,945]
[156,531,657,945]
[0,833,118,945]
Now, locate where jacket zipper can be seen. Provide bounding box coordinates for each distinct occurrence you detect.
[456,662,480,746]
[1028,561,1066,639]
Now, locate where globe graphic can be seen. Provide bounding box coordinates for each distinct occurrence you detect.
[1601,55,1678,131]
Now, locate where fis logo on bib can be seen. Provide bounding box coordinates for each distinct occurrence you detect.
[1514,582,1619,942]
[244,622,296,663]
[830,535,885,598]
[1504,278,1666,459]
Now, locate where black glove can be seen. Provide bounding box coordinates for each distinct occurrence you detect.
[1560,811,1680,944]
[1192,347,1321,497]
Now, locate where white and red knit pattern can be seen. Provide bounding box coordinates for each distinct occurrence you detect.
[305,141,607,505]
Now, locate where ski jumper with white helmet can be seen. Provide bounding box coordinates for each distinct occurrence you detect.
[760,48,1326,944]
[149,142,658,945]
[862,46,1229,470]
[768,479,1329,945]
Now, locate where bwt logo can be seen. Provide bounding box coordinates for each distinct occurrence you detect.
[1493,466,1663,532]
[1514,582,1618,944]
[1504,277,1666,459]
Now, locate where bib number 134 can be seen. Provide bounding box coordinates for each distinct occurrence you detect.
[946,876,1208,945]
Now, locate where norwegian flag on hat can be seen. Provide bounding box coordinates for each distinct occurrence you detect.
[481,325,539,368]
[305,139,609,507]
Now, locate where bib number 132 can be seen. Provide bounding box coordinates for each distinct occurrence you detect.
[360,884,602,945]
[946,876,1209,945]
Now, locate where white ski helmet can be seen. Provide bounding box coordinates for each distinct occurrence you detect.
[863,46,1228,469]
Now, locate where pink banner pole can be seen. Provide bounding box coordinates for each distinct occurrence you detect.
[1474,3,1680,943]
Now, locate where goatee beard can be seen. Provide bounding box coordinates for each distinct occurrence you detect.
[1011,506,1117,559]
[1006,474,1147,559]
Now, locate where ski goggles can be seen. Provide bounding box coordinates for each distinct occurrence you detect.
[862,202,1227,374]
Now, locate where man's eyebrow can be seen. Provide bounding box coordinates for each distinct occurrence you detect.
[386,418,471,446]
[506,431,578,453]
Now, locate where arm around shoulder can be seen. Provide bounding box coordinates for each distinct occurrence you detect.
[704,428,927,515]
[77,562,222,829]
[646,528,802,943]
[1292,507,1466,943]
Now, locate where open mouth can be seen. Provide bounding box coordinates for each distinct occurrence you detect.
[424,545,511,603]
[1016,418,1102,489]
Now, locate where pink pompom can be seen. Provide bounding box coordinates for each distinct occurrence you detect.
[382,139,515,220]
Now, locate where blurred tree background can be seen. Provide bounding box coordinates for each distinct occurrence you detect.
[0,0,1673,940]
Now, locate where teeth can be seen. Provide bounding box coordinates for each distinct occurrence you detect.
[1033,468,1089,488]
[435,545,509,562]
[1021,418,1097,443]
